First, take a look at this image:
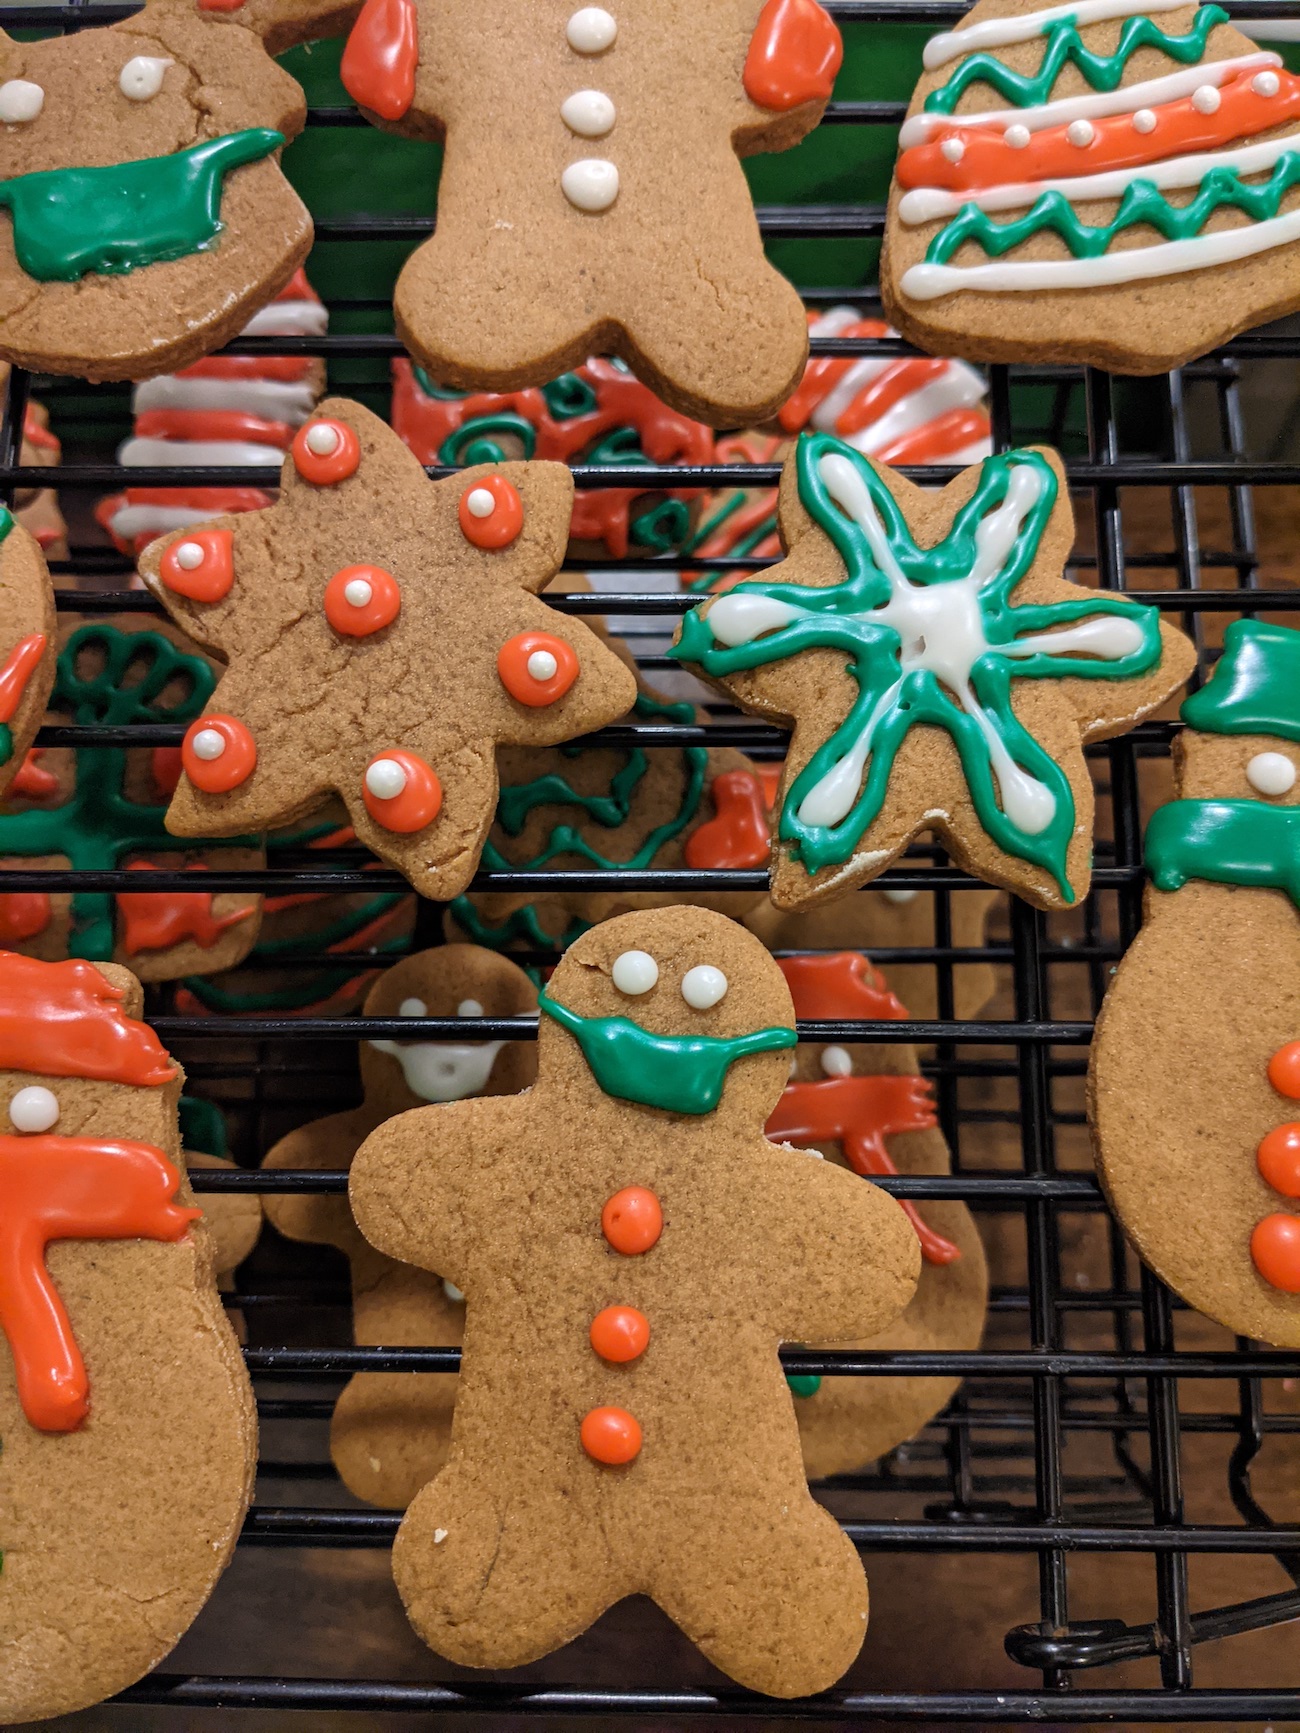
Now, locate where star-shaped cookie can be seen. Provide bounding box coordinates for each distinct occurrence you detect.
[140,397,638,899]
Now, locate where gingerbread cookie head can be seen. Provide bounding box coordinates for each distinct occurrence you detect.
[138,397,638,901]
[342,0,841,426]
[675,433,1196,911]
[880,2,1300,373]
[1092,620,1300,1344]
[0,0,323,381]
[0,507,55,805]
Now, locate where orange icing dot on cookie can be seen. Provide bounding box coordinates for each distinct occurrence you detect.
[497,631,578,707]
[459,475,524,549]
[1268,1041,1300,1100]
[291,418,361,485]
[324,564,402,637]
[182,715,257,794]
[580,1404,643,1464]
[601,1186,663,1255]
[160,529,235,604]
[589,1304,650,1363]
[1258,1123,1300,1198]
[362,749,443,833]
[1251,1212,1300,1293]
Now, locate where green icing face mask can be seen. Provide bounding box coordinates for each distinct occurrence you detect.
[538,990,796,1115]
[0,129,284,283]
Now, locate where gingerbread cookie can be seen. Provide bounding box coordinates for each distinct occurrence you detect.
[340,0,842,427]
[674,434,1196,912]
[263,945,536,1507]
[0,953,255,1723]
[182,1094,263,1288]
[2,368,68,558]
[0,0,321,381]
[0,506,55,805]
[349,905,919,1697]
[881,1,1300,373]
[0,619,262,980]
[768,952,988,1476]
[1091,619,1300,1344]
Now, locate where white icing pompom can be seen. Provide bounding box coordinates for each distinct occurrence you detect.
[398,997,427,1018]
[1004,123,1030,149]
[612,949,658,995]
[1066,118,1095,147]
[305,422,341,456]
[191,727,227,762]
[344,577,373,608]
[820,1046,853,1079]
[458,998,484,1017]
[1132,108,1157,133]
[527,649,558,683]
[465,487,496,519]
[119,55,172,101]
[175,541,206,570]
[1254,70,1281,96]
[561,158,620,212]
[9,1085,59,1132]
[366,758,408,800]
[681,965,727,1010]
[1247,751,1297,796]
[940,137,965,164]
[1191,83,1221,114]
[0,80,45,124]
[566,7,617,52]
[443,1278,465,1303]
[561,89,616,137]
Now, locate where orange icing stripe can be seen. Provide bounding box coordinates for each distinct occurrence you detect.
[0,635,47,726]
[177,357,314,383]
[135,408,295,448]
[778,321,888,433]
[0,952,177,1085]
[836,357,954,437]
[874,406,993,467]
[777,950,908,1022]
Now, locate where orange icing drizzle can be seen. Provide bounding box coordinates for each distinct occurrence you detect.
[875,406,992,466]
[777,950,908,1022]
[13,748,58,800]
[0,635,47,726]
[683,770,771,869]
[22,409,58,454]
[134,408,294,449]
[779,319,888,432]
[118,862,255,955]
[0,1134,198,1431]
[341,0,419,121]
[743,0,844,112]
[0,952,176,1084]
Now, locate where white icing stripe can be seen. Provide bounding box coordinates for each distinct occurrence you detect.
[108,503,223,541]
[1236,17,1300,36]
[132,375,319,421]
[923,0,1191,68]
[902,201,1300,297]
[899,129,1300,223]
[240,299,329,336]
[119,437,286,467]
[898,52,1279,145]
[815,356,895,427]
[946,438,996,464]
[847,367,986,456]
[808,304,866,339]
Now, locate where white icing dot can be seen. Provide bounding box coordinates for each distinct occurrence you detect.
[174,540,205,570]
[561,88,616,137]
[1132,108,1157,133]
[443,1279,465,1303]
[681,964,728,1010]
[1254,69,1281,96]
[1191,83,1221,113]
[882,886,920,905]
[1247,751,1297,797]
[940,137,966,164]
[465,487,497,519]
[398,997,427,1017]
[566,6,617,52]
[0,80,44,124]
[612,949,658,995]
[457,998,484,1017]
[1004,123,1030,149]
[561,158,620,212]
[9,1085,58,1133]
[119,55,171,101]
[820,1046,853,1079]
[305,422,341,456]
[344,578,373,608]
[191,727,226,762]
[527,649,559,683]
[1066,118,1095,147]
[366,758,408,800]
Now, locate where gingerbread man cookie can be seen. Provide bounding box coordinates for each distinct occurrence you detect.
[0,505,55,806]
[0,952,255,1723]
[674,433,1196,912]
[139,397,638,901]
[349,905,919,1697]
[1092,620,1300,1344]
[0,0,324,381]
[340,0,843,427]
[2,368,68,558]
[263,945,536,1508]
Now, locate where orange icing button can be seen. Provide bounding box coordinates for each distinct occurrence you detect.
[580,1405,643,1465]
[497,631,578,707]
[362,749,443,833]
[684,770,771,869]
[160,528,235,603]
[1268,1041,1300,1100]
[1258,1124,1300,1199]
[1251,1212,1300,1293]
[181,715,257,794]
[459,475,524,549]
[601,1186,663,1255]
[291,418,361,485]
[589,1305,650,1364]
[324,564,402,637]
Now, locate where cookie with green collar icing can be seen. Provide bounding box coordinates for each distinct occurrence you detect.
[349,904,919,1698]
[0,506,55,806]
[674,432,1196,912]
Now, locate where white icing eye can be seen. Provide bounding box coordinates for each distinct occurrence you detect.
[567,6,617,52]
[612,949,658,995]
[119,56,172,101]
[0,79,44,124]
[443,1278,465,1303]
[1004,123,1029,149]
[458,998,484,1017]
[681,965,727,1010]
[1191,83,1221,114]
[561,89,616,137]
[10,1085,59,1133]
[882,886,919,905]
[820,1046,853,1079]
[1254,70,1281,96]
[1247,752,1297,797]
[398,997,427,1018]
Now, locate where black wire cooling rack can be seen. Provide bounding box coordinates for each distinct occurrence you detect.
[12,1,1300,1722]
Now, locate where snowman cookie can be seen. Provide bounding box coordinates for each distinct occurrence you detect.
[0,506,55,805]
[340,0,843,427]
[263,945,537,1508]
[350,905,920,1698]
[0,953,255,1723]
[1092,619,1300,1344]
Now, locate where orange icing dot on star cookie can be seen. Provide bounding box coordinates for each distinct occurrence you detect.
[182,715,257,794]
[325,565,401,637]
[362,750,443,833]
[160,530,234,603]
[497,631,578,706]
[459,476,524,549]
[292,418,361,485]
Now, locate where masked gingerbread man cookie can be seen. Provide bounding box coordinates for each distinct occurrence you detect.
[675,432,1196,912]
[139,397,638,900]
[339,0,843,427]
[349,905,920,1698]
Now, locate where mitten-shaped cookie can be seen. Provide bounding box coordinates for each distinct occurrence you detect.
[0,0,331,380]
[340,0,843,427]
[139,397,638,900]
[0,505,55,803]
[350,905,920,1698]
[1092,619,1300,1344]
[881,2,1300,372]
[263,945,536,1508]
[0,953,255,1723]
[767,952,987,1475]
[674,433,1196,912]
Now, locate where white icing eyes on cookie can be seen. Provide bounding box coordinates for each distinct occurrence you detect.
[1191,83,1221,113]
[1132,108,1157,133]
[0,79,44,124]
[119,56,172,101]
[366,758,408,800]
[1247,752,1297,796]
[561,89,616,137]
[681,965,728,1010]
[9,1086,59,1133]
[566,6,617,52]
[820,1046,853,1078]
[612,950,658,995]
[399,997,428,1017]
[940,137,966,163]
[562,158,620,212]
[458,999,484,1018]
[882,886,920,904]
[190,728,227,762]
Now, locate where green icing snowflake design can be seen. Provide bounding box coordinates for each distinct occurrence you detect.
[673,433,1164,899]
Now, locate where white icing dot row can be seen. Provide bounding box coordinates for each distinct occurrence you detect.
[563,9,619,213]
[175,540,206,571]
[975,66,1283,153]
[611,950,730,1009]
